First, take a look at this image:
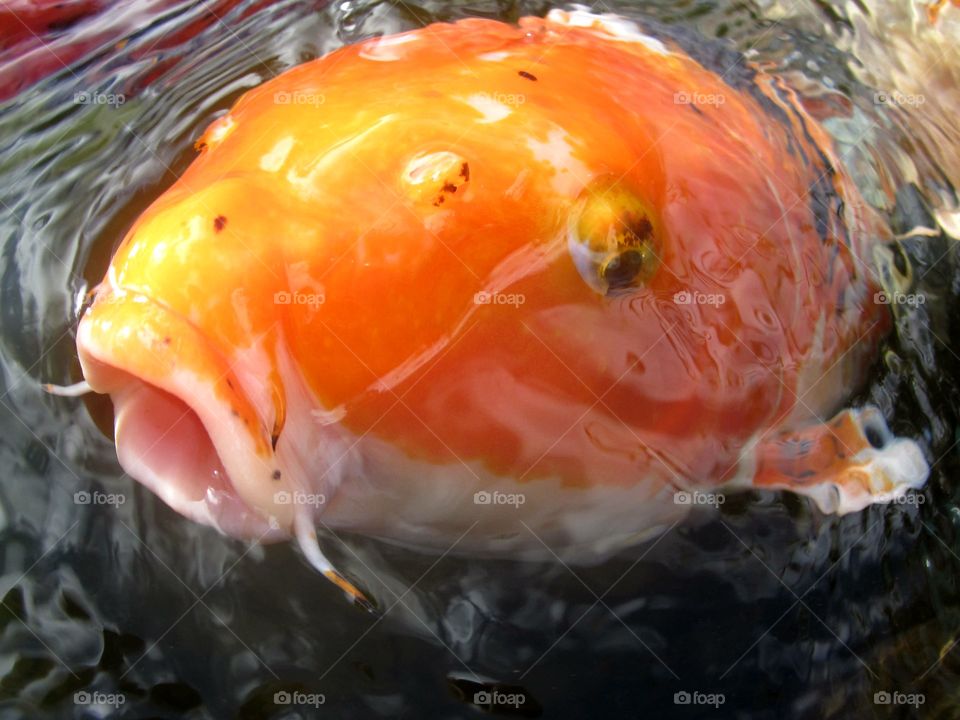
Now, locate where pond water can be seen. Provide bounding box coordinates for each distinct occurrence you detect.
[1,0,959,718]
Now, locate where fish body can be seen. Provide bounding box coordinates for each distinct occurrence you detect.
[72,10,927,593]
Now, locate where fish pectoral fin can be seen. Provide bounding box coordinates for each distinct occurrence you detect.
[751,406,929,514]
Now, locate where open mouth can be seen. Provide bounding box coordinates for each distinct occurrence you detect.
[113,378,242,527]
[106,364,282,538]
[74,292,288,539]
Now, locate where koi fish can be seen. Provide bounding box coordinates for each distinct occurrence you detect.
[57,9,929,604]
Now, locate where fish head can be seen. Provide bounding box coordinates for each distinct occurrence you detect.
[77,13,883,545]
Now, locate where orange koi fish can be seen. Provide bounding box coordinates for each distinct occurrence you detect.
[58,9,928,603]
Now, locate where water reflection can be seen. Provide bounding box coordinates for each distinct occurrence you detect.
[0,0,958,718]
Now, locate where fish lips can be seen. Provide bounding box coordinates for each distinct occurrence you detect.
[76,288,291,540]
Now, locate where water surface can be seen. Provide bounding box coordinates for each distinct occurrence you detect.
[1,0,959,717]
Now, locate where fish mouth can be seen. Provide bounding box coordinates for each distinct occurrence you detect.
[76,290,289,539]
[114,376,280,537]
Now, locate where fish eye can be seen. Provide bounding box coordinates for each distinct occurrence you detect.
[568,175,661,295]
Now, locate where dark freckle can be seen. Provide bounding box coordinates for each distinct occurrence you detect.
[162,336,171,345]
[618,215,653,248]
[460,162,470,181]
[442,182,457,194]
[213,215,227,232]
[231,409,239,418]
[434,196,445,206]
[271,432,280,451]
[518,70,537,81]
[271,470,281,481]
[632,216,653,241]
[226,378,234,390]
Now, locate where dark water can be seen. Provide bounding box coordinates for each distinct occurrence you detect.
[1,0,960,718]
